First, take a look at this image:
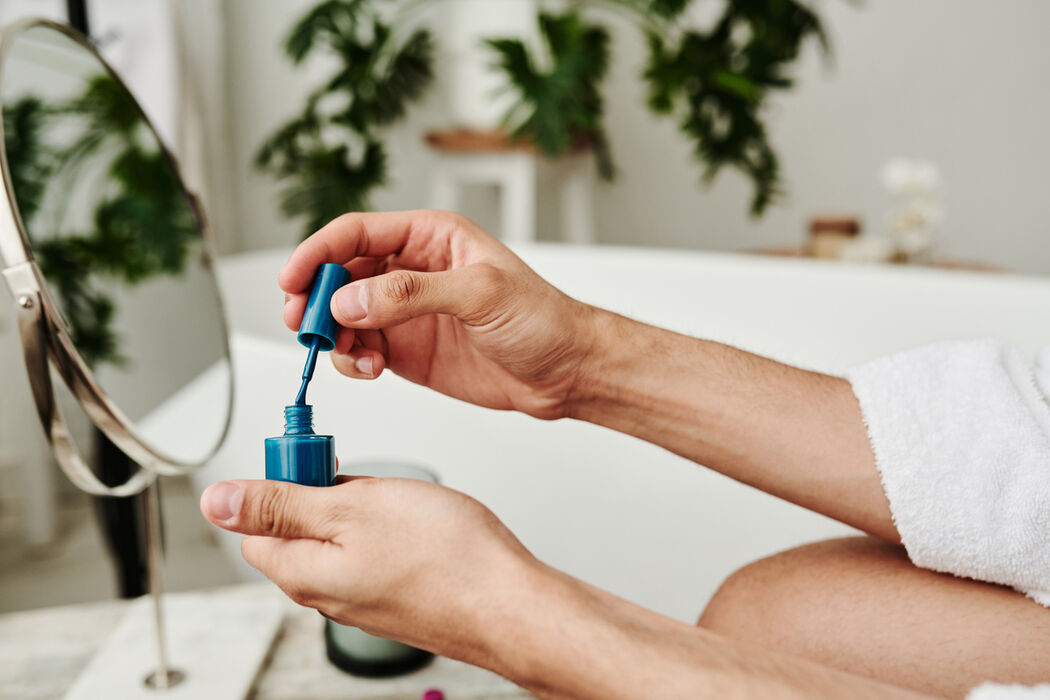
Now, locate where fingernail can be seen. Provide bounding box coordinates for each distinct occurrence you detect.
[335,285,366,322]
[203,482,243,522]
[355,355,374,376]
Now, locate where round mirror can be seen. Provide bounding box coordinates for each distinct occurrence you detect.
[0,21,232,479]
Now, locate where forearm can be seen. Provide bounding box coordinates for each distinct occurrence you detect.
[470,560,931,699]
[568,309,898,542]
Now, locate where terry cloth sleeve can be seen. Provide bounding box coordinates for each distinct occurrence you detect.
[967,683,1050,699]
[845,338,1050,605]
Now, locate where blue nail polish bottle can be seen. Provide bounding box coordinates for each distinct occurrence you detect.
[265,263,352,487]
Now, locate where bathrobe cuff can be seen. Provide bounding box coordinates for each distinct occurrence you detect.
[967,683,1050,699]
[845,338,1050,606]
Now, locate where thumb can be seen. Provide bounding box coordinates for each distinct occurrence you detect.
[330,264,505,328]
[200,480,340,540]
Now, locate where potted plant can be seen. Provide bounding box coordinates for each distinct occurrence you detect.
[489,0,829,213]
[257,0,832,239]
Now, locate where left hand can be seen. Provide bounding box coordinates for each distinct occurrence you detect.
[199,476,540,659]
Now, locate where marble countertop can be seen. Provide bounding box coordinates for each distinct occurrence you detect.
[0,583,533,700]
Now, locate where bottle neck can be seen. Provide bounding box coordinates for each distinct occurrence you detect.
[283,404,315,435]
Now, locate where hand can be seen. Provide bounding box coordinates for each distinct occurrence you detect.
[279,210,598,419]
[199,476,540,660]
[200,477,914,700]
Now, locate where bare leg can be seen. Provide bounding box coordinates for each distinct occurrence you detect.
[699,537,1050,699]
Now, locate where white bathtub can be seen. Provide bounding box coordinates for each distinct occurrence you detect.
[189,244,1050,624]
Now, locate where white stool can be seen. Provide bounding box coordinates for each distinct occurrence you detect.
[425,129,596,245]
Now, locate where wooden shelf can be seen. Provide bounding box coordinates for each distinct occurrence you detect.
[747,247,1004,273]
[424,127,591,155]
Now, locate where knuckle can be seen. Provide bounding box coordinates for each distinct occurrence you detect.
[460,263,508,323]
[429,208,468,227]
[447,211,475,230]
[471,262,504,290]
[318,500,345,531]
[380,270,421,306]
[256,486,285,536]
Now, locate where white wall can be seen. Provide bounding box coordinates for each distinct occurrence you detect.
[222,0,1050,271]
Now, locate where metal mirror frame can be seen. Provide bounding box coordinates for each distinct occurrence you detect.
[0,19,234,496]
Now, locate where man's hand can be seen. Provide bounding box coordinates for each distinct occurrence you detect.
[279,210,896,541]
[199,476,539,658]
[200,477,926,700]
[279,210,597,420]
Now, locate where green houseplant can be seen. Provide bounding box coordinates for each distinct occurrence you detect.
[258,0,831,237]
[486,10,615,179]
[488,0,828,215]
[255,0,435,239]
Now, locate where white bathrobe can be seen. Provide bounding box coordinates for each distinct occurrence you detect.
[847,339,1050,699]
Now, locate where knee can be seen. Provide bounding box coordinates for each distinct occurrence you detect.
[696,548,796,645]
[698,536,906,647]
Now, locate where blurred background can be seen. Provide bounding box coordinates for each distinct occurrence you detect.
[1,0,1048,617]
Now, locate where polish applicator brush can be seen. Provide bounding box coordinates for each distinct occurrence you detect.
[264,263,352,487]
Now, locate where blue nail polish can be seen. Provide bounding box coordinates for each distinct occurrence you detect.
[265,264,351,487]
[264,405,335,486]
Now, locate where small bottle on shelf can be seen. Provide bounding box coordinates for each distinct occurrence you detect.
[808,216,861,260]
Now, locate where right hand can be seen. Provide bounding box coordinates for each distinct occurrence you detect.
[279,210,599,419]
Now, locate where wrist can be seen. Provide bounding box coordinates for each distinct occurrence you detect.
[435,552,552,675]
[563,307,637,420]
[565,307,681,430]
[472,559,613,697]
[474,558,707,699]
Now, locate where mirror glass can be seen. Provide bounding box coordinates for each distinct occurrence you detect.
[1,25,231,466]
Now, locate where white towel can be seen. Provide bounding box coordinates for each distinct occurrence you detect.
[968,683,1050,699]
[846,338,1050,605]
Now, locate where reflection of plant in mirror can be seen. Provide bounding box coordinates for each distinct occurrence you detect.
[256,0,434,239]
[490,0,829,215]
[2,75,198,367]
[3,97,56,224]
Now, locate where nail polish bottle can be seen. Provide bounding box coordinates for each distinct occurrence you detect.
[264,404,335,486]
[264,263,351,487]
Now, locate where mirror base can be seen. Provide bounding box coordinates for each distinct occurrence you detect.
[142,668,185,691]
[64,588,282,700]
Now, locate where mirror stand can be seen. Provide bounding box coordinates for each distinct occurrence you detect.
[1,20,276,696]
[12,283,181,690]
[13,294,281,699]
[140,484,184,691]
[6,269,154,497]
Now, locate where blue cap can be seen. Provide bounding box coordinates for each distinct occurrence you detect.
[298,263,352,351]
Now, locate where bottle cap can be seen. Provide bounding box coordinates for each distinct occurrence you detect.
[298,263,352,351]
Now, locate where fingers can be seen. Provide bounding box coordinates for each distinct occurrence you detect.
[330,264,504,329]
[333,475,372,485]
[240,536,336,607]
[331,348,386,380]
[282,255,383,333]
[278,211,443,294]
[331,327,387,379]
[200,479,342,541]
[333,326,356,354]
[283,293,308,331]
[241,536,320,583]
